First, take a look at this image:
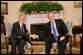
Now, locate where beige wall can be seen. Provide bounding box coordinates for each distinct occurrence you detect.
[58,1,82,25]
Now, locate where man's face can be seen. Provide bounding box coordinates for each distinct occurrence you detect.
[48,13,55,22]
[19,15,25,24]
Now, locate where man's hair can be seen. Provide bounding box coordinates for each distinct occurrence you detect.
[48,12,55,16]
[18,12,26,19]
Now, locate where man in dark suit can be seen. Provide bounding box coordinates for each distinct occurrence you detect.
[33,12,68,54]
[10,13,35,54]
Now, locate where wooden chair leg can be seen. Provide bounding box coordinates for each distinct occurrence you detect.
[31,48,33,54]
[65,46,68,52]
[5,37,9,54]
[69,35,72,54]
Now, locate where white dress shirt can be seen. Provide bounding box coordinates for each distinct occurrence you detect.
[19,22,24,31]
[51,21,59,36]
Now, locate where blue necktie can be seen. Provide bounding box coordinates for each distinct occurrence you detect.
[52,22,58,42]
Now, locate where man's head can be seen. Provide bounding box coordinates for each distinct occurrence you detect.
[18,13,26,24]
[48,12,55,22]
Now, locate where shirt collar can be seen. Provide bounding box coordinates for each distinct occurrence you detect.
[51,20,55,24]
[19,22,23,26]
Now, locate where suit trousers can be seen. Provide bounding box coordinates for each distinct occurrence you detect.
[45,36,66,54]
[11,38,25,54]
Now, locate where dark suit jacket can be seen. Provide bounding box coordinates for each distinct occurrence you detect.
[39,19,68,42]
[10,21,30,41]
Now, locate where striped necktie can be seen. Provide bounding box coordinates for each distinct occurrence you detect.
[52,22,58,41]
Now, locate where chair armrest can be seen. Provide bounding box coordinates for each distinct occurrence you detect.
[4,34,9,39]
[27,37,33,45]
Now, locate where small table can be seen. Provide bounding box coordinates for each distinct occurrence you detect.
[72,25,82,46]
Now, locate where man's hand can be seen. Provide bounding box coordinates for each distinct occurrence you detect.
[59,36,65,42]
[31,34,38,39]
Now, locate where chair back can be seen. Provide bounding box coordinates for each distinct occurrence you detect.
[66,21,73,35]
[66,21,70,35]
[7,23,11,37]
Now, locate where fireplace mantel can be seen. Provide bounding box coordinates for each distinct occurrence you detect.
[25,11,64,33]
